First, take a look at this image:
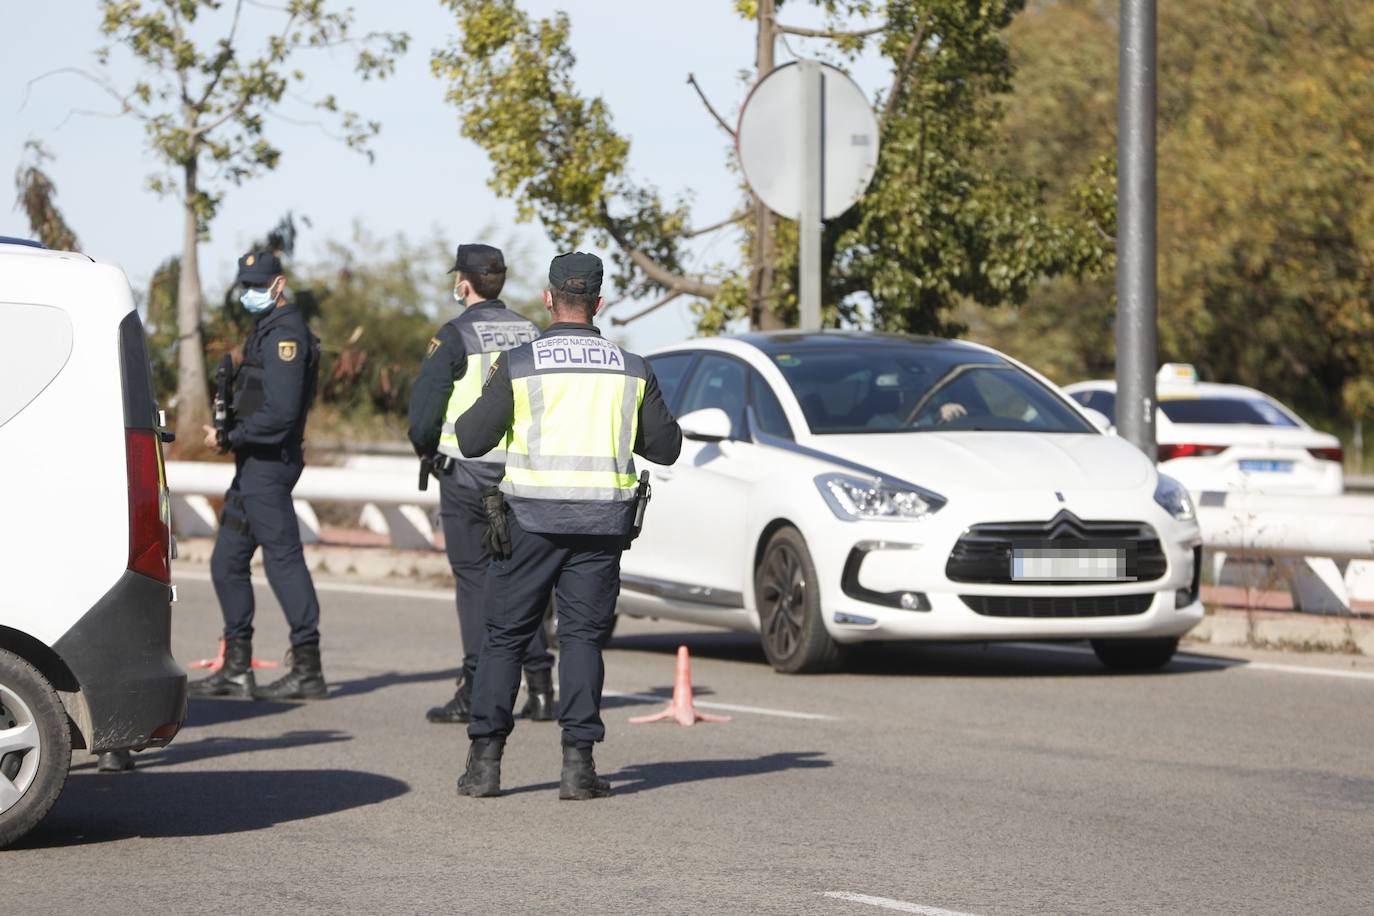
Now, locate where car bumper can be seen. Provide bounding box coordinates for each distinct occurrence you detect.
[52,570,188,753]
[813,504,1204,644]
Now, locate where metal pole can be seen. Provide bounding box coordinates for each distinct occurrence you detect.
[799,59,823,331]
[1115,0,1157,456]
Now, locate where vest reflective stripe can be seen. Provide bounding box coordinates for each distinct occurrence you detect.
[499,338,646,521]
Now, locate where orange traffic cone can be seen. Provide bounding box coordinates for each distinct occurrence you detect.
[187,638,280,671]
[629,645,730,726]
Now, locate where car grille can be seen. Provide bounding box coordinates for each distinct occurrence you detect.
[945,511,1167,585]
[960,593,1155,618]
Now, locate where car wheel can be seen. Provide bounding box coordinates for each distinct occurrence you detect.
[1091,637,1180,671]
[755,527,842,674]
[0,649,72,849]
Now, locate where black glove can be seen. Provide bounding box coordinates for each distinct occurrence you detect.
[480,486,512,559]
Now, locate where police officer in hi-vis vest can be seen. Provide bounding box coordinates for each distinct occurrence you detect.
[408,243,555,724]
[452,252,682,800]
[190,249,326,702]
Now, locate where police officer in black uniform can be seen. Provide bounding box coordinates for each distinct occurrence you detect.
[452,252,682,800]
[189,250,326,701]
[408,243,554,724]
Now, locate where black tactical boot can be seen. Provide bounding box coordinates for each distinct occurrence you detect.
[520,668,556,722]
[253,643,327,701]
[456,737,505,798]
[187,638,256,699]
[97,750,134,773]
[559,743,612,800]
[426,669,473,724]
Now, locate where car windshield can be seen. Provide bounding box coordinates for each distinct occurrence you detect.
[770,345,1096,435]
[1158,396,1299,427]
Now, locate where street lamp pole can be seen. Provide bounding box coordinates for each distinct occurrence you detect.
[1116,0,1158,457]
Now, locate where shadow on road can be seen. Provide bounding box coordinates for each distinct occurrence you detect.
[328,667,459,700]
[610,629,1214,679]
[16,768,409,847]
[70,730,353,772]
[499,751,831,797]
[183,696,301,727]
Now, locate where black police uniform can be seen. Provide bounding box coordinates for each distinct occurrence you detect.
[453,252,682,799]
[407,245,553,723]
[193,250,325,701]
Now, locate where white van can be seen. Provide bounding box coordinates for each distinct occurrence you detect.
[0,237,186,847]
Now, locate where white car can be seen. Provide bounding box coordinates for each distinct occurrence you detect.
[1063,365,1343,496]
[0,237,185,847]
[619,331,1203,674]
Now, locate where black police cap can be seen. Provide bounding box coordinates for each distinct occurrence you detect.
[237,250,284,287]
[549,251,603,295]
[448,243,506,275]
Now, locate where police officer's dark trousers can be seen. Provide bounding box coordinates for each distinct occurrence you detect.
[211,448,321,647]
[468,513,621,746]
[439,473,552,683]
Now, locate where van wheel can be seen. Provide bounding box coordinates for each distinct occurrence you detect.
[1091,637,1180,671]
[755,527,842,674]
[0,650,71,849]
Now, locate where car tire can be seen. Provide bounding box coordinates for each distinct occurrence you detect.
[0,649,72,849]
[755,527,843,674]
[1090,637,1180,671]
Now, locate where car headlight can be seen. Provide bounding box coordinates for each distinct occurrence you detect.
[1153,473,1195,522]
[815,472,946,522]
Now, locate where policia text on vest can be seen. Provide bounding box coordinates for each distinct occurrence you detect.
[408,243,554,726]
[452,250,682,799]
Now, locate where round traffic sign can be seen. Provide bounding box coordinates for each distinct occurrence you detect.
[736,61,880,221]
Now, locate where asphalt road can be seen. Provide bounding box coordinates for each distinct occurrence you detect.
[9,570,1373,915]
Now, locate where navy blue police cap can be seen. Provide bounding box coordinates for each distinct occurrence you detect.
[237,250,284,287]
[448,243,506,275]
[549,251,603,295]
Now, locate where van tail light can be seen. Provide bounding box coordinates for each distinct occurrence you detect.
[126,428,171,583]
[1157,443,1227,462]
[1308,446,1343,463]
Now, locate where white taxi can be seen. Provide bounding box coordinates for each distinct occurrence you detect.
[1064,365,1343,496]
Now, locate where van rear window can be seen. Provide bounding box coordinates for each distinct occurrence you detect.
[118,311,158,429]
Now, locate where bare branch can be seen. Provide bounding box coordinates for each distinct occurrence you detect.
[685,211,747,238]
[196,0,245,108]
[775,22,885,40]
[52,106,129,130]
[190,95,252,138]
[686,73,736,138]
[880,21,927,131]
[23,67,151,121]
[610,291,683,327]
[599,202,722,299]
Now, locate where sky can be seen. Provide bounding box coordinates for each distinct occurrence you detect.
[3,1,888,352]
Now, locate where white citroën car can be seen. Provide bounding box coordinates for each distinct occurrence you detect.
[617,332,1203,674]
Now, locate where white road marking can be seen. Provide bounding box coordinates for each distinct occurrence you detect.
[175,570,451,602]
[1003,641,1374,682]
[822,891,982,916]
[606,690,835,721]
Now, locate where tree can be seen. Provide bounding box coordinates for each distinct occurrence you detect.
[13,141,80,250]
[431,0,1107,337]
[985,0,1374,434]
[37,0,407,448]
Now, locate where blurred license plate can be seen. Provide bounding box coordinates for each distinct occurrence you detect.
[1239,459,1293,473]
[1012,546,1128,581]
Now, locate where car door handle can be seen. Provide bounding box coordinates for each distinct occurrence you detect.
[655,469,675,482]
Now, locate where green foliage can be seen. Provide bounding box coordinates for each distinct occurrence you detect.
[96,0,409,231]
[984,0,1374,429]
[432,0,1108,337]
[12,141,80,250]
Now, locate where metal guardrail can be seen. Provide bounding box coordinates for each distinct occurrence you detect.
[165,460,1374,612]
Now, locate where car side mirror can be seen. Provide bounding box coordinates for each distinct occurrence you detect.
[1080,407,1114,434]
[678,407,733,442]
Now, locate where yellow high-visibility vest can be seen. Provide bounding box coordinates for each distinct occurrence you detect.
[437,309,539,462]
[500,332,647,535]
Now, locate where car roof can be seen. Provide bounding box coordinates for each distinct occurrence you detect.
[651,329,997,360]
[1067,378,1276,401]
[0,239,95,264]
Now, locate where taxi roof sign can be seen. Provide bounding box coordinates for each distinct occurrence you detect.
[1157,362,1198,385]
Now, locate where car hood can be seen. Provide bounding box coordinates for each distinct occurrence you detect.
[805,432,1154,493]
